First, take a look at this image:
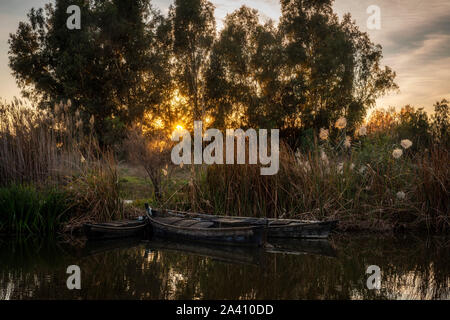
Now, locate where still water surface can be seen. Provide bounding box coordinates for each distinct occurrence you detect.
[0,235,448,300]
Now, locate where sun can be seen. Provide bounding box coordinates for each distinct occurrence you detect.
[175,124,184,131]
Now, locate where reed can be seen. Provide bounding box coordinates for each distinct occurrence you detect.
[0,99,91,186]
[64,148,124,225]
[186,140,448,233]
[0,99,124,233]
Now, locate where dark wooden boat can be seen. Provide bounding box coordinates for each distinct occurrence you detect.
[83,218,149,240]
[145,205,265,247]
[160,209,338,239]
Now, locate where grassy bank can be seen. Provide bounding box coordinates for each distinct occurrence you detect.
[0,100,128,236]
[122,112,449,234]
[1,100,448,236]
[0,185,68,235]
[123,144,448,234]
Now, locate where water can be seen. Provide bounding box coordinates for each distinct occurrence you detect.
[0,235,448,300]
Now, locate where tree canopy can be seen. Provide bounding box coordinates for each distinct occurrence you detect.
[9,0,398,145]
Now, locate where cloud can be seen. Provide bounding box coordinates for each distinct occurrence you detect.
[378,33,450,110]
[333,0,450,111]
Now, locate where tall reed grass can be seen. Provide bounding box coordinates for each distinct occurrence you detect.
[184,139,448,233]
[64,149,124,226]
[0,99,124,233]
[0,99,89,185]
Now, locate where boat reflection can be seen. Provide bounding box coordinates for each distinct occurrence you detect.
[266,239,337,257]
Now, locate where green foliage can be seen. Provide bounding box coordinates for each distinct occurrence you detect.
[366,104,448,151]
[8,0,171,145]
[396,106,431,150]
[65,151,124,223]
[206,2,397,131]
[9,0,398,145]
[431,99,449,147]
[0,185,69,235]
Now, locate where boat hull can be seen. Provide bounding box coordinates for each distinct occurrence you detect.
[83,220,148,240]
[164,210,338,239]
[147,211,265,247]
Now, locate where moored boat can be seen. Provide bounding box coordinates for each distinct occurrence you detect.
[159,209,338,239]
[83,218,149,240]
[145,204,266,247]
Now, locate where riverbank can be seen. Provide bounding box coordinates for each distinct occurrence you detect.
[0,101,448,236]
[1,155,447,237]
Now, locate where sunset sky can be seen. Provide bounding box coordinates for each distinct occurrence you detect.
[0,0,449,113]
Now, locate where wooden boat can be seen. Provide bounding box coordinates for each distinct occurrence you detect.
[83,218,149,240]
[145,205,265,247]
[159,209,338,239]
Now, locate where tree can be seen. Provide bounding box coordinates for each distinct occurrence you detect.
[205,6,285,129]
[396,105,430,149]
[431,99,449,146]
[8,0,172,145]
[204,0,397,147]
[279,0,397,131]
[172,0,216,121]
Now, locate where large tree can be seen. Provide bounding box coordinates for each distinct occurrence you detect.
[205,6,285,129]
[206,0,397,137]
[8,0,171,144]
[171,0,216,122]
[279,0,397,129]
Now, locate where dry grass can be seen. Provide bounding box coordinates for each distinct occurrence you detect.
[0,99,125,232]
[185,141,449,233]
[123,126,173,202]
[0,99,91,185]
[64,149,123,228]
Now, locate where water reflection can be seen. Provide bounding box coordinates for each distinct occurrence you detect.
[0,235,448,300]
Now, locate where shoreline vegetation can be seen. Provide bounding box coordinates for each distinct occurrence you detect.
[0,0,448,239]
[0,99,448,237]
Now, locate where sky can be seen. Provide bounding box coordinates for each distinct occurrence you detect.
[0,0,449,113]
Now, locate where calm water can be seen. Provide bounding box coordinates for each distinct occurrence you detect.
[0,235,448,300]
